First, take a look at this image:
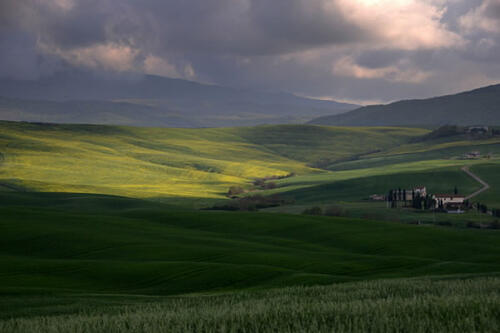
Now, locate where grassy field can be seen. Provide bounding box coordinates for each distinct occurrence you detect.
[2,121,499,209]
[0,122,426,204]
[472,163,500,208]
[1,277,499,332]
[2,121,500,331]
[2,192,500,297]
[1,192,500,331]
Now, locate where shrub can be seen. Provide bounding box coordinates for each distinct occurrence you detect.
[489,220,500,230]
[264,182,277,190]
[324,205,346,217]
[437,221,453,227]
[228,186,244,196]
[253,179,265,187]
[302,206,323,216]
[207,195,289,211]
[466,221,481,229]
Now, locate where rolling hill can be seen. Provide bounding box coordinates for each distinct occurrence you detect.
[2,121,500,331]
[309,84,500,127]
[0,121,425,203]
[0,72,357,127]
[2,191,500,297]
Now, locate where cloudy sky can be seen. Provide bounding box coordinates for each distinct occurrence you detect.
[1,0,500,104]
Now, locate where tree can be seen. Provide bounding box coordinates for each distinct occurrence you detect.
[324,205,346,217]
[228,186,244,196]
[481,204,488,214]
[454,186,458,195]
[302,206,323,216]
[264,182,277,190]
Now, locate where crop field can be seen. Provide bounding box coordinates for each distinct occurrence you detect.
[1,277,499,332]
[0,122,428,204]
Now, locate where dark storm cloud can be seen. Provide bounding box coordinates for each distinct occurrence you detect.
[25,0,368,56]
[0,0,500,102]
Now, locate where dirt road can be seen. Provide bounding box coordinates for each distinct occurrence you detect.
[462,166,490,200]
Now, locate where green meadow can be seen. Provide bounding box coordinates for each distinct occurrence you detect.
[2,277,499,332]
[2,121,500,331]
[0,121,426,204]
[1,192,500,331]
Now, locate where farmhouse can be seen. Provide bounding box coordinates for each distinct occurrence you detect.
[467,126,489,134]
[433,194,465,209]
[464,151,481,159]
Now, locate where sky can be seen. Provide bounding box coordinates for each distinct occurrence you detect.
[1,0,500,104]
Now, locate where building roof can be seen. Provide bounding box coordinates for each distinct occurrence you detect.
[434,194,465,198]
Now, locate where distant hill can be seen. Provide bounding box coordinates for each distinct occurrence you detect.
[0,72,357,127]
[0,97,200,128]
[309,84,500,127]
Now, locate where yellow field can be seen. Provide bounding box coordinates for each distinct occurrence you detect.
[0,122,426,201]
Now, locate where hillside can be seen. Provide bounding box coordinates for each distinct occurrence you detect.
[0,121,425,203]
[309,84,500,127]
[0,72,358,127]
[2,192,500,297]
[0,96,199,127]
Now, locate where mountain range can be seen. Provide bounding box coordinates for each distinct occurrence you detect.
[309,84,500,127]
[0,72,357,128]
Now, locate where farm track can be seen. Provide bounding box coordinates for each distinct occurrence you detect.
[462,166,490,200]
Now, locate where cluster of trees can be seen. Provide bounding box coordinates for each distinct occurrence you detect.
[387,188,409,203]
[476,202,489,214]
[253,173,295,189]
[209,194,291,211]
[412,194,437,210]
[413,125,499,143]
[227,186,245,197]
[387,189,436,209]
[253,180,277,190]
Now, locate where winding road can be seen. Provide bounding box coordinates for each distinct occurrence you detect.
[462,166,490,200]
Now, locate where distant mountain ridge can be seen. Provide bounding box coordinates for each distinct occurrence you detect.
[309,84,500,127]
[0,71,357,127]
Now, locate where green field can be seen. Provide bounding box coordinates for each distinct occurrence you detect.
[3,192,500,296]
[2,121,500,331]
[2,277,499,332]
[1,192,500,331]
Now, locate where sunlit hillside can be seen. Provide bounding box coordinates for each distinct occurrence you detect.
[0,122,426,202]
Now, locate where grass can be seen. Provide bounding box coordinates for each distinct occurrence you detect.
[265,201,498,227]
[328,141,500,171]
[472,163,500,207]
[0,122,427,205]
[1,277,499,332]
[2,192,500,298]
[2,121,499,209]
[275,166,481,204]
[2,121,500,331]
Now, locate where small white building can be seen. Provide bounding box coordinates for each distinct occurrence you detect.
[370,194,385,201]
[434,194,465,208]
